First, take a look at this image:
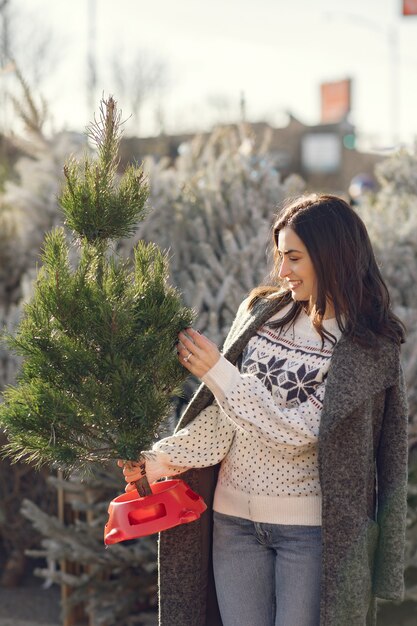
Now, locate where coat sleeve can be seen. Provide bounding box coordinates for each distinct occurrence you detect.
[373,361,409,601]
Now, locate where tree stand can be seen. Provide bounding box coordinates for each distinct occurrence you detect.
[104,461,206,544]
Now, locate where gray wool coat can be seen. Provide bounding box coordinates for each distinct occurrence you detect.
[157,296,408,626]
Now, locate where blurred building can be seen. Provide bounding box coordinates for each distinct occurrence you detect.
[119,114,383,195]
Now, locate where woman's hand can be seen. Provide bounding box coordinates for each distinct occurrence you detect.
[177,328,220,378]
[117,458,144,492]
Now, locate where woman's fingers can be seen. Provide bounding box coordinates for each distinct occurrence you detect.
[117,459,138,468]
[117,458,149,492]
[177,328,220,377]
[177,330,201,368]
[117,459,142,483]
[178,331,204,359]
[188,327,218,350]
[180,328,217,350]
[124,466,141,480]
[178,329,218,360]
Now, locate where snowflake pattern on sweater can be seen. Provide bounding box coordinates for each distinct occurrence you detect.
[240,319,332,406]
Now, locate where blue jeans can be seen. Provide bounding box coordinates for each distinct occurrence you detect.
[212,511,322,626]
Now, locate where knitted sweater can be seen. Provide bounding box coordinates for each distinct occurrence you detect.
[143,303,342,525]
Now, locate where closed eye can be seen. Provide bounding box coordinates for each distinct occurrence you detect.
[277,251,302,262]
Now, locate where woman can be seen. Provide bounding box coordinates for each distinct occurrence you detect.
[120,194,408,626]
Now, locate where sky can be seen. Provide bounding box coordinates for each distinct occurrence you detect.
[5,0,417,149]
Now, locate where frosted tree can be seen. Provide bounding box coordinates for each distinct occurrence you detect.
[123,125,305,347]
[355,147,417,613]
[0,72,85,586]
[355,148,417,424]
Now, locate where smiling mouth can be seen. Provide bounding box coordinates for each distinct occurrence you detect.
[288,281,302,289]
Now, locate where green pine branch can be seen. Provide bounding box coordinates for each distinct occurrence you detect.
[60,97,149,243]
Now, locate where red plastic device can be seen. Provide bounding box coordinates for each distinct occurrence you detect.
[104,479,207,545]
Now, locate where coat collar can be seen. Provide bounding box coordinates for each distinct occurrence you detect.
[320,333,399,434]
[222,297,281,362]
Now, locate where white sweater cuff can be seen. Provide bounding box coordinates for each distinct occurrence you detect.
[201,355,241,402]
[141,450,176,484]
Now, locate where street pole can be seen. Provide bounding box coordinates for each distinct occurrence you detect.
[87,0,97,120]
[389,24,400,145]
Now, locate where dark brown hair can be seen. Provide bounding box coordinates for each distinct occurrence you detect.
[249,193,405,347]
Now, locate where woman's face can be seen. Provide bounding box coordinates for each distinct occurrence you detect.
[277,226,318,305]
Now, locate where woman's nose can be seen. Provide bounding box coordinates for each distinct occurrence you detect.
[278,258,290,278]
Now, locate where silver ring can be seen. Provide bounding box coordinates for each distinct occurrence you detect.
[184,352,192,363]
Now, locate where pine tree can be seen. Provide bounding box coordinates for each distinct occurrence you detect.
[0,96,194,481]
